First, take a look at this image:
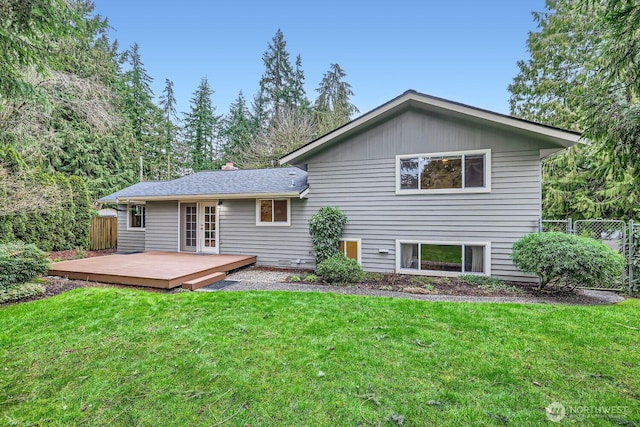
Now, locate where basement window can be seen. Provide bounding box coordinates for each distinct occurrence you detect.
[396,240,490,276]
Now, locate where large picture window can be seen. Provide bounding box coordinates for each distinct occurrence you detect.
[128,204,146,230]
[396,240,490,276]
[256,199,290,226]
[396,149,490,194]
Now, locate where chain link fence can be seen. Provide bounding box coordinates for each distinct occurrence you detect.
[540,218,635,292]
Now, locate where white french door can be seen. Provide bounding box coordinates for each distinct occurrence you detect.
[198,202,218,253]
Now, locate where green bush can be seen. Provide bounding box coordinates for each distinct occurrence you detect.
[308,207,348,264]
[0,282,46,304]
[316,254,364,284]
[0,242,51,288]
[511,232,625,291]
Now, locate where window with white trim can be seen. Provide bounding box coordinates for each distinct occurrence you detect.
[256,199,290,226]
[397,241,490,276]
[339,238,361,264]
[128,204,146,230]
[396,149,490,194]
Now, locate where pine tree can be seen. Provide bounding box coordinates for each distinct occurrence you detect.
[158,78,180,179]
[291,54,309,110]
[122,43,157,141]
[222,91,254,165]
[257,29,297,120]
[183,77,222,172]
[0,0,79,100]
[121,42,166,180]
[315,63,359,134]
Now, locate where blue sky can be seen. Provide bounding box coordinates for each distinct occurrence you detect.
[93,0,546,117]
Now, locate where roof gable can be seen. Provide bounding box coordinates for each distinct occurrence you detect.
[279,90,582,165]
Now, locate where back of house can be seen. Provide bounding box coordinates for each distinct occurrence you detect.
[99,90,580,282]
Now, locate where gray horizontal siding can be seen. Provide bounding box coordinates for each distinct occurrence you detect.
[116,204,145,253]
[296,110,547,282]
[219,198,314,268]
[145,201,178,252]
[302,154,540,281]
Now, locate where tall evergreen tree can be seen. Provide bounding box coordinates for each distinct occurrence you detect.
[158,78,180,179]
[314,63,359,134]
[509,0,640,219]
[222,91,254,165]
[291,54,309,110]
[256,29,299,120]
[121,42,166,180]
[122,43,156,141]
[183,77,222,172]
[0,0,79,101]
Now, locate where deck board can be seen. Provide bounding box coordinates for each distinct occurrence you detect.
[48,251,257,289]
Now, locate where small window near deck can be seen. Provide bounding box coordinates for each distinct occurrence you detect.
[128,204,146,229]
[339,238,361,263]
[257,199,290,226]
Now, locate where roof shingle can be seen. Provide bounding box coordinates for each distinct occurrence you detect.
[98,167,308,203]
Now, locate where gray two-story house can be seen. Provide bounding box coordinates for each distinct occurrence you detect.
[99,90,580,281]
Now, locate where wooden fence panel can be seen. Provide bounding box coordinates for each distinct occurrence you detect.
[90,216,117,250]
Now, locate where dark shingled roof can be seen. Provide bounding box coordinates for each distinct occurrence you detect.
[98,181,164,203]
[98,167,308,202]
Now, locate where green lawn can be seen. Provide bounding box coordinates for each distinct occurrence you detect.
[1,289,638,426]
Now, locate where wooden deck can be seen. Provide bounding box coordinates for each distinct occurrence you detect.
[48,251,257,289]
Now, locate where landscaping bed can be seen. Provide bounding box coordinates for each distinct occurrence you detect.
[50,248,116,261]
[285,271,610,304]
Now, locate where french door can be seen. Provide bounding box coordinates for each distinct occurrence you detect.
[180,202,218,253]
[199,202,218,253]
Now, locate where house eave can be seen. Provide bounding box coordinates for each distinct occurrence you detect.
[116,191,303,203]
[279,90,583,165]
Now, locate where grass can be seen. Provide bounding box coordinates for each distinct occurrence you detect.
[1,289,639,426]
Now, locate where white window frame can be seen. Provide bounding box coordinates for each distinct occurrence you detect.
[395,149,491,194]
[127,203,146,231]
[256,198,291,226]
[339,238,362,264]
[395,240,491,277]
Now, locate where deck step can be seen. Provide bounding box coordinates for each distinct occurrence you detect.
[182,272,226,291]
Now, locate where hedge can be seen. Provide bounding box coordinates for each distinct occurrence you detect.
[0,146,91,251]
[0,242,50,288]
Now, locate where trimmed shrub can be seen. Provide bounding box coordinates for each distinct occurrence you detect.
[0,283,46,304]
[308,207,348,264]
[511,232,625,291]
[0,242,50,288]
[316,254,364,284]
